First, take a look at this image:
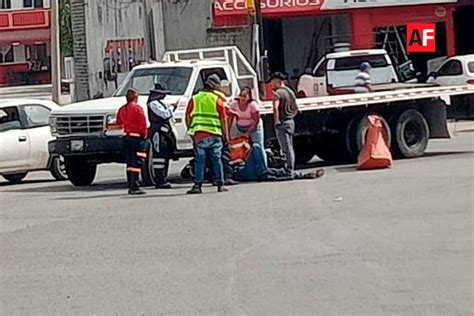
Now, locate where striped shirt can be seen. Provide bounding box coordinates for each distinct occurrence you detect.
[354,72,371,93]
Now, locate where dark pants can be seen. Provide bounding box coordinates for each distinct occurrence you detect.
[150,129,173,185]
[194,136,224,186]
[222,138,233,181]
[124,137,146,190]
[275,120,295,176]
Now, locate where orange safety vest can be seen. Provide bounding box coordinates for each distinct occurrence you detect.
[229,136,251,165]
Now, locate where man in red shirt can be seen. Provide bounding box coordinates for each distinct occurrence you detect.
[117,89,147,195]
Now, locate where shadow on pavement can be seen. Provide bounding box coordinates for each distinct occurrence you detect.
[4,181,127,194]
[0,179,56,187]
[421,150,473,158]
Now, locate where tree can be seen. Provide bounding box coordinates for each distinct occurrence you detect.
[60,0,73,57]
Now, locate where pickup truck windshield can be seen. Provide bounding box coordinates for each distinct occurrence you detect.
[116,67,193,96]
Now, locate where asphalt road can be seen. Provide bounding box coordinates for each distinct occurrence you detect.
[1,132,473,315]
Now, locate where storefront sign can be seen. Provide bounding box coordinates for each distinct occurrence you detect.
[214,0,323,16]
[321,0,457,10]
[214,0,457,15]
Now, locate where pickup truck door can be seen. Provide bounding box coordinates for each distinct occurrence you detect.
[20,104,52,169]
[0,106,30,172]
[435,59,465,86]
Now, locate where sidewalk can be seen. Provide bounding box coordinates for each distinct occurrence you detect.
[0,84,71,105]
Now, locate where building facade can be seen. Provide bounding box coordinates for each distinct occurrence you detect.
[0,0,51,86]
[71,0,148,101]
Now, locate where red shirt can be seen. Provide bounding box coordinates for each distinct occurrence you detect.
[185,94,227,141]
[117,102,147,138]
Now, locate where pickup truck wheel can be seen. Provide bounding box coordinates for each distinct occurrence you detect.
[64,158,97,186]
[141,140,156,186]
[390,109,429,158]
[50,156,68,181]
[345,113,391,162]
[3,173,28,183]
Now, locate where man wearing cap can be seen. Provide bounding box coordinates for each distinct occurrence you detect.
[270,72,299,178]
[185,74,228,194]
[147,83,176,189]
[354,62,373,93]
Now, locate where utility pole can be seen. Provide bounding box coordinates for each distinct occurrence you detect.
[51,0,61,104]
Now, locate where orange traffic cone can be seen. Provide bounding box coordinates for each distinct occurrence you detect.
[357,115,392,170]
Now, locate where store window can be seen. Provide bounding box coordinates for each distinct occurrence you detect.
[24,0,43,8]
[26,44,48,71]
[1,0,11,9]
[0,46,14,64]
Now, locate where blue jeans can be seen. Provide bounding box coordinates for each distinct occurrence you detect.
[194,136,224,186]
[234,144,287,181]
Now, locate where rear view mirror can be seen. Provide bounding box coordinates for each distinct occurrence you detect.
[428,71,438,78]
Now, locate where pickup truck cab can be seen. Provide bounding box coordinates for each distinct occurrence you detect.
[297,49,399,97]
[49,47,258,186]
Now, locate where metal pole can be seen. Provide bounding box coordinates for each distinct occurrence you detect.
[51,0,61,104]
[255,0,264,56]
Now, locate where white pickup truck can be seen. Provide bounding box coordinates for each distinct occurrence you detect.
[49,46,474,186]
[297,49,400,97]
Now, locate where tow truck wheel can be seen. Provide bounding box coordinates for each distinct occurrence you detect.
[390,109,429,158]
[141,139,156,186]
[294,136,315,164]
[345,113,391,162]
[64,157,97,186]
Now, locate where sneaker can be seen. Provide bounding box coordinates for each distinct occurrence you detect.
[187,185,202,194]
[258,173,278,182]
[155,182,172,189]
[303,169,325,179]
[128,188,146,195]
[217,186,229,193]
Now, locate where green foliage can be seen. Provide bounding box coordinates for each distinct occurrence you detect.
[60,0,73,56]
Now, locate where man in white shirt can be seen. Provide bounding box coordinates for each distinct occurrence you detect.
[354,62,373,93]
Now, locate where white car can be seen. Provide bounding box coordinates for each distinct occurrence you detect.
[0,99,67,183]
[428,55,474,119]
[428,54,474,86]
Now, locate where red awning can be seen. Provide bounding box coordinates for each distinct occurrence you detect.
[0,28,50,46]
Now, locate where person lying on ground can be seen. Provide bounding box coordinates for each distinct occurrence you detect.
[229,137,324,182]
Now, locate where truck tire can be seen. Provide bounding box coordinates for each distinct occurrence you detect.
[141,140,155,186]
[64,157,97,186]
[3,173,28,183]
[345,113,391,162]
[50,156,68,181]
[294,136,315,164]
[390,109,429,158]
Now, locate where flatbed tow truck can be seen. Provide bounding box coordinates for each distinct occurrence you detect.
[49,46,474,186]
